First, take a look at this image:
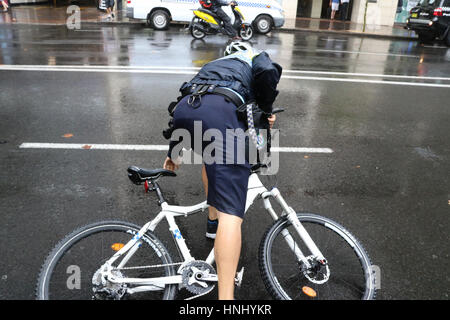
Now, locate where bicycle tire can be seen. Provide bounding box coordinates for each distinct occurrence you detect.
[36,220,177,300]
[259,213,376,300]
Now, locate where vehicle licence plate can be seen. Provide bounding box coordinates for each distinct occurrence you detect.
[411,13,418,18]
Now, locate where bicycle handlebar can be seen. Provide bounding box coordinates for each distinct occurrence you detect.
[271,107,285,115]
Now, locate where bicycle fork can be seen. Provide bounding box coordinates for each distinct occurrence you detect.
[261,188,327,269]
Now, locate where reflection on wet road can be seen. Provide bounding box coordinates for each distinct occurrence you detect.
[1,24,449,79]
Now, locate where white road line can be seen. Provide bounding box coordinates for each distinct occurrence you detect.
[0,65,201,70]
[282,75,450,88]
[315,49,420,58]
[19,143,169,151]
[282,70,450,81]
[271,147,333,153]
[5,65,449,81]
[19,143,334,153]
[2,65,449,87]
[0,66,198,75]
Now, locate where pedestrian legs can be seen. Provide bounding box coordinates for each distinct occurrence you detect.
[341,2,349,21]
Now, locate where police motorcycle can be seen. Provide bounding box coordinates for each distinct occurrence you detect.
[189,0,254,40]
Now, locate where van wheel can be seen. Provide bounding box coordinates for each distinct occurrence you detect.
[254,15,273,34]
[149,10,170,30]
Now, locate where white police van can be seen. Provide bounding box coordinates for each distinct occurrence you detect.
[126,0,285,34]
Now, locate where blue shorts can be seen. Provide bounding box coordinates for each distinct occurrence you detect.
[171,94,251,218]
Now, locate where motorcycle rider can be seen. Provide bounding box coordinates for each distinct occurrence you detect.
[210,0,241,40]
[163,41,282,300]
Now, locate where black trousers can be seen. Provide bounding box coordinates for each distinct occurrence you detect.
[340,2,349,21]
[213,8,237,37]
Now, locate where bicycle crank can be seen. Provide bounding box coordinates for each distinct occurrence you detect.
[182,261,216,296]
[181,261,245,299]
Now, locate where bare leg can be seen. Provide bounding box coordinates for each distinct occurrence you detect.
[202,165,242,299]
[215,211,242,300]
[202,164,217,220]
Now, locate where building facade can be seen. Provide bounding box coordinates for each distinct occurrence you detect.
[279,0,406,27]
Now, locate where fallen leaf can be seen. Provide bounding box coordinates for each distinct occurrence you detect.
[62,133,73,138]
[304,155,309,159]
[82,145,92,149]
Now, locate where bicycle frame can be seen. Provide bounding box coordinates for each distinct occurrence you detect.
[99,173,327,294]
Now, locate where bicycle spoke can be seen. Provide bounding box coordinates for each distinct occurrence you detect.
[332,277,365,294]
[39,222,176,300]
[261,215,373,300]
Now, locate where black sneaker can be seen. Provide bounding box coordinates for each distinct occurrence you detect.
[206,218,218,239]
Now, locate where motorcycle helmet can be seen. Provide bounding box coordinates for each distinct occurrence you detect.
[224,41,253,56]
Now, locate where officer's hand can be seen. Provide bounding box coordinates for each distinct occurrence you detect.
[268,114,276,129]
[163,157,180,172]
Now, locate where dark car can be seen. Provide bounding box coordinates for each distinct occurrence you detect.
[405,0,450,45]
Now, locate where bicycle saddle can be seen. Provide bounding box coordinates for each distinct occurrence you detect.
[127,166,176,184]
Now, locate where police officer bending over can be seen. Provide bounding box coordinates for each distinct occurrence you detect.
[163,41,282,300]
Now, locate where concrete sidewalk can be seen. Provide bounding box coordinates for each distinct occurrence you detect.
[283,17,417,41]
[0,4,418,40]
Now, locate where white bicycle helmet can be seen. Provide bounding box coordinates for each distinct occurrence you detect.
[224,41,253,56]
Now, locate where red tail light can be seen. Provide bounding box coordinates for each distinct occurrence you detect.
[127,0,131,3]
[433,8,443,16]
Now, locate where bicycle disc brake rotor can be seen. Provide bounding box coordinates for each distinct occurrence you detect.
[182,261,216,295]
[302,256,330,285]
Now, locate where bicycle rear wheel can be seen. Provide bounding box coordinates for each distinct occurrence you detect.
[259,213,376,300]
[36,221,177,300]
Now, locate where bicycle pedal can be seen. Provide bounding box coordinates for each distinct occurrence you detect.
[234,267,244,287]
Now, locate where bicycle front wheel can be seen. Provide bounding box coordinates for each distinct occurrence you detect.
[36,221,177,300]
[259,213,376,300]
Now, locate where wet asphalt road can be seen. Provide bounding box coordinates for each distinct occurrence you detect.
[0,24,449,300]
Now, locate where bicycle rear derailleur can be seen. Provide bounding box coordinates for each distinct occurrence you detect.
[92,267,127,300]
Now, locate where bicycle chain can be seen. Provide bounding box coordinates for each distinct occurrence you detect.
[113,262,183,271]
[185,287,214,300]
[113,262,214,300]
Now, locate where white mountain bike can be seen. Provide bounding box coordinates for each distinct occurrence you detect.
[36,164,377,300]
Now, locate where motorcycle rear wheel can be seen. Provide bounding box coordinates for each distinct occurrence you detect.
[240,25,254,41]
[191,18,206,40]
